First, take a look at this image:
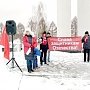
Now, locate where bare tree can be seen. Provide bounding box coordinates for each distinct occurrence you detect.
[0,22,3,40]
[27,2,47,38]
[28,18,37,34]
[38,17,47,36]
[71,16,78,37]
[48,21,57,36]
[28,2,57,38]
[0,22,3,33]
[37,2,44,21]
[37,2,47,37]
[17,23,25,34]
[16,23,25,41]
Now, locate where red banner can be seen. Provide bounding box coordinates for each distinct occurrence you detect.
[48,37,82,51]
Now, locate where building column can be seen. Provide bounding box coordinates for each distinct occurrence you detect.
[57,0,71,37]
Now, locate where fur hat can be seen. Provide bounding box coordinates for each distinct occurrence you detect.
[24,28,35,37]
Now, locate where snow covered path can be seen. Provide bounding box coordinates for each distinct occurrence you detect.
[1,51,90,90]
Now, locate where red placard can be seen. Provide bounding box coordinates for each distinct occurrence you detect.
[48,37,82,51]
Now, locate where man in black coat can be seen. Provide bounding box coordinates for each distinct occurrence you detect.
[40,31,48,65]
[82,31,90,62]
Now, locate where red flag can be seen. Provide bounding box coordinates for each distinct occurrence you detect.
[1,26,10,60]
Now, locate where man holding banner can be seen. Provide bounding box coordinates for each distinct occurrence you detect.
[82,31,90,62]
[40,31,48,66]
[47,32,51,62]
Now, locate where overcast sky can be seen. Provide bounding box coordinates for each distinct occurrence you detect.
[71,0,77,19]
[0,0,57,27]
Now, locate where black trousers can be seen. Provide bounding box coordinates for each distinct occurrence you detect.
[40,51,47,65]
[84,49,90,62]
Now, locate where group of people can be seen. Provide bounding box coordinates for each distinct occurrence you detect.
[82,31,90,62]
[23,29,90,72]
[23,30,51,73]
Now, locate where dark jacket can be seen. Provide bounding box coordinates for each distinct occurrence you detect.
[40,37,48,52]
[82,35,90,49]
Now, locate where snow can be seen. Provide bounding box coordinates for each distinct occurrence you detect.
[1,48,90,90]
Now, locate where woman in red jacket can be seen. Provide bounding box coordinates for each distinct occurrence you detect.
[23,30,37,73]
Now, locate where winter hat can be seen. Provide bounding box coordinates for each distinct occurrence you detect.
[24,28,35,37]
[85,31,89,34]
[23,28,30,35]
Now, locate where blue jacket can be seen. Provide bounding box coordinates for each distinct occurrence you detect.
[34,48,41,56]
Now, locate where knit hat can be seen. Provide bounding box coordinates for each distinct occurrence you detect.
[85,31,89,34]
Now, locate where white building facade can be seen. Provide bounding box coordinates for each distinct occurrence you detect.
[57,0,71,37]
[77,0,90,37]
[57,0,90,37]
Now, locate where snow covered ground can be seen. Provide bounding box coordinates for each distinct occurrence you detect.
[1,48,90,90]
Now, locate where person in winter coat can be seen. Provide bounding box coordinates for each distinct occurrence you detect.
[32,35,38,69]
[47,32,51,62]
[82,31,90,62]
[40,31,48,65]
[23,30,37,73]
